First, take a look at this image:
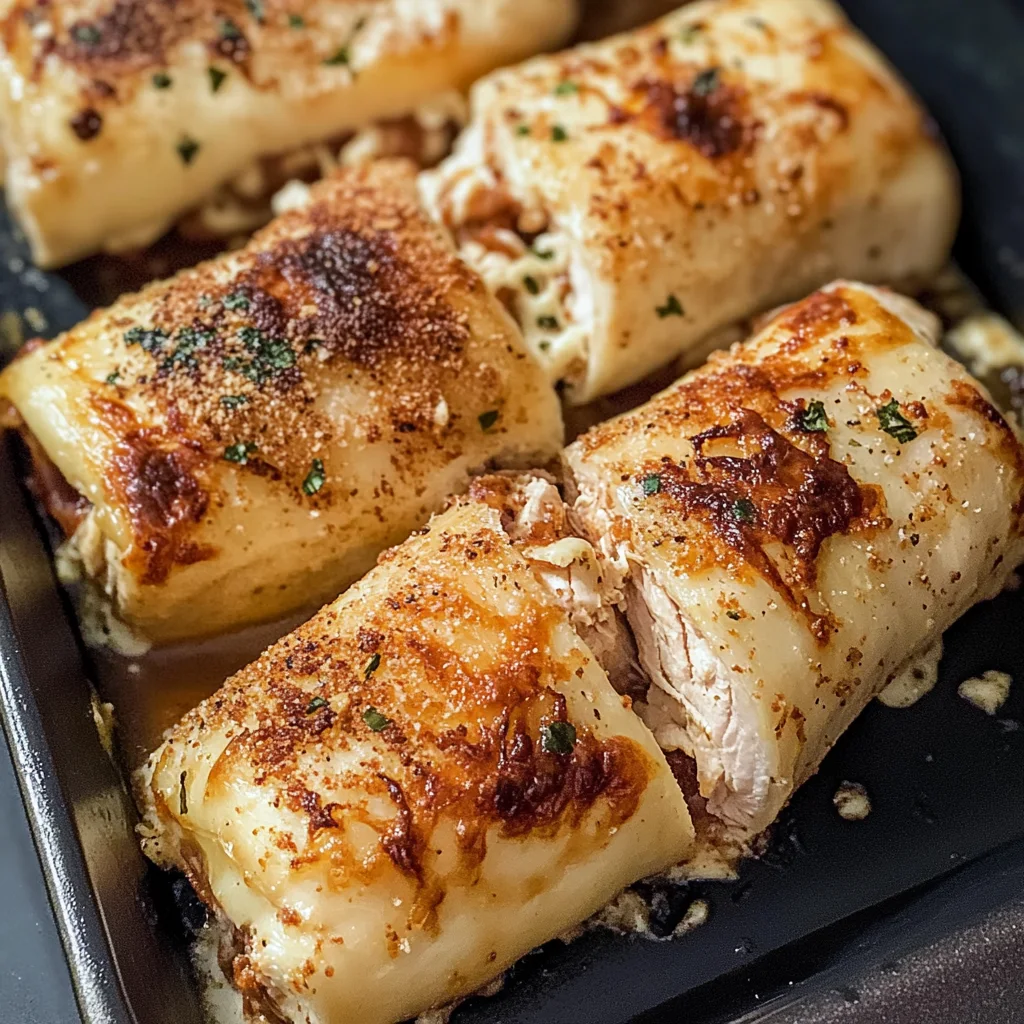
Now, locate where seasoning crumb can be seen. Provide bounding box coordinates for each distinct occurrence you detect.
[833,781,871,820]
[958,670,1012,716]
[878,639,943,708]
[673,898,710,936]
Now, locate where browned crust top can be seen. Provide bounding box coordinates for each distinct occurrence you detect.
[572,285,1024,634]
[156,510,655,918]
[26,161,516,581]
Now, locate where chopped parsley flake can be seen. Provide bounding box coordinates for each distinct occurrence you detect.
[364,652,381,680]
[288,12,304,27]
[222,291,250,311]
[538,340,551,352]
[537,314,559,330]
[161,326,212,370]
[554,80,578,96]
[692,66,721,96]
[531,245,555,260]
[798,399,829,432]
[642,473,661,496]
[876,399,917,444]
[302,458,326,496]
[152,72,172,89]
[656,294,684,318]
[478,409,500,431]
[178,771,188,815]
[541,721,576,755]
[306,695,329,714]
[71,23,101,45]
[223,441,257,464]
[219,17,242,39]
[680,23,701,43]
[208,66,227,92]
[177,135,200,165]
[323,46,349,66]
[244,0,265,21]
[516,124,531,137]
[224,326,296,383]
[726,609,741,621]
[362,706,390,731]
[733,497,756,524]
[124,325,170,354]
[220,394,248,409]
[105,371,120,385]
[551,124,568,142]
[523,275,540,295]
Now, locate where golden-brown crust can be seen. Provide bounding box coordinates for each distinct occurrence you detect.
[571,283,1024,632]
[641,408,887,643]
[98,160,479,501]
[161,506,652,895]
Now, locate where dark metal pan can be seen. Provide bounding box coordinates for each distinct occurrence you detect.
[1,0,1022,1021]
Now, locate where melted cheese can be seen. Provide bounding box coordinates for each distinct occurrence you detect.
[0,162,563,643]
[566,281,1024,837]
[0,0,578,266]
[422,0,959,403]
[138,497,693,1024]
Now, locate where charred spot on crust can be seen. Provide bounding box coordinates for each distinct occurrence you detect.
[54,0,192,72]
[99,399,214,584]
[644,409,887,641]
[492,698,646,837]
[248,222,469,371]
[631,71,748,159]
[69,107,103,140]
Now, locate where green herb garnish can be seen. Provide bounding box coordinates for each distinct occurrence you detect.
[222,291,249,311]
[152,72,172,89]
[364,652,381,680]
[302,458,325,495]
[541,721,577,755]
[220,394,248,409]
[71,23,101,45]
[551,124,568,142]
[876,399,917,444]
[516,124,531,137]
[208,66,227,92]
[531,245,554,261]
[798,399,829,433]
[323,46,349,66]
[224,326,296,383]
[362,706,390,731]
[554,80,578,96]
[523,275,540,295]
[245,0,264,21]
[223,441,257,464]
[219,17,243,39]
[306,695,329,714]
[680,23,701,44]
[656,294,684,318]
[642,473,661,496]
[692,67,721,96]
[288,13,304,27]
[537,315,559,330]
[105,371,120,385]
[726,609,741,621]
[177,135,200,165]
[478,409,500,431]
[733,497,756,524]
[124,325,169,354]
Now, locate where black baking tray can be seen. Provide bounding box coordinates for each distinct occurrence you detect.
[1,1,1023,1022]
